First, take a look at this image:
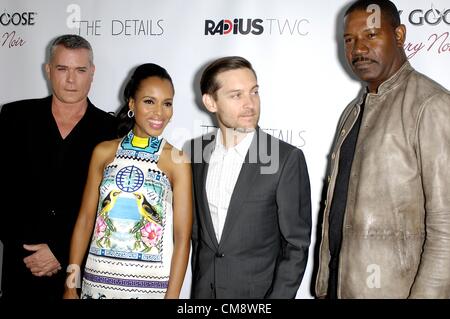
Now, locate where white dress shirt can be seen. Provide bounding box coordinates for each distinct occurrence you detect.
[205,129,255,242]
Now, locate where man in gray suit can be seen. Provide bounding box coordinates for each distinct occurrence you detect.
[190,56,311,298]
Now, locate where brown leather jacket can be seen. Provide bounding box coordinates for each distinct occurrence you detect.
[315,62,450,298]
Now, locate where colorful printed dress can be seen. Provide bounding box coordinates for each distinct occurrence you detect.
[81,130,173,299]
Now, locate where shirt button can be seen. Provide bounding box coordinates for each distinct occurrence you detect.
[341,129,346,136]
[331,152,336,160]
[327,175,331,183]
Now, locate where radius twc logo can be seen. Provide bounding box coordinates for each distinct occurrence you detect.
[205,18,264,35]
[204,18,310,36]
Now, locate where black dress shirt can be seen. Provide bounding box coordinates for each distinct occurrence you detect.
[327,99,365,299]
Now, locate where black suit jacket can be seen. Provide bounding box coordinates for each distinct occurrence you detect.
[190,128,311,298]
[0,96,117,299]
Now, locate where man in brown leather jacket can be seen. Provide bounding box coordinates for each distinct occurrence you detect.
[315,0,450,298]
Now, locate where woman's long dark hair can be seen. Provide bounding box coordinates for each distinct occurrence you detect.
[117,63,174,137]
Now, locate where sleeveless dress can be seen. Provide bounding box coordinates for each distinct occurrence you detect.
[81,130,173,299]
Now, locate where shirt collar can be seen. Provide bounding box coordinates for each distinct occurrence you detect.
[214,128,255,158]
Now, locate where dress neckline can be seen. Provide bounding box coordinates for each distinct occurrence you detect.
[122,130,164,155]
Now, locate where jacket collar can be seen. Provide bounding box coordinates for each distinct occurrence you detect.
[197,127,261,249]
[355,61,413,105]
[376,60,413,94]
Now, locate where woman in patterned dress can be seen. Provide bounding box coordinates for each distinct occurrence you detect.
[63,63,192,299]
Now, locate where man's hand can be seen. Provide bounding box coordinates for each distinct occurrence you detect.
[23,244,62,277]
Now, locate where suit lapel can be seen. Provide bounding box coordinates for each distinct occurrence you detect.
[197,135,219,249]
[218,129,262,247]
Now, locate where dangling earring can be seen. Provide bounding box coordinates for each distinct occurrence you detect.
[127,109,134,118]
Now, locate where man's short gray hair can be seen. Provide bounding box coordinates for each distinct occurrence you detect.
[49,34,94,65]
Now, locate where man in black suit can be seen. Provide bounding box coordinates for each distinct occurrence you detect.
[0,34,117,299]
[190,56,311,298]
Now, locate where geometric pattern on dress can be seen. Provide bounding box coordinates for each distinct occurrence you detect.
[84,270,169,289]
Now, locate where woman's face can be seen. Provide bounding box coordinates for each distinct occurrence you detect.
[129,76,174,137]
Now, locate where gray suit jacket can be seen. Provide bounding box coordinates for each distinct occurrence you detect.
[190,128,311,298]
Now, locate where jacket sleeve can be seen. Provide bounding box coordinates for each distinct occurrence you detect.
[189,138,199,296]
[266,148,312,298]
[409,93,450,298]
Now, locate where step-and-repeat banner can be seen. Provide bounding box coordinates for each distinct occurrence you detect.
[1,0,449,298]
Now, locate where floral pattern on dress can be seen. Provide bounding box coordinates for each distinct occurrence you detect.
[93,215,116,248]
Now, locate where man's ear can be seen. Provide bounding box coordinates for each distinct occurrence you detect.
[202,94,217,113]
[395,24,406,47]
[90,64,96,80]
[45,63,51,80]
